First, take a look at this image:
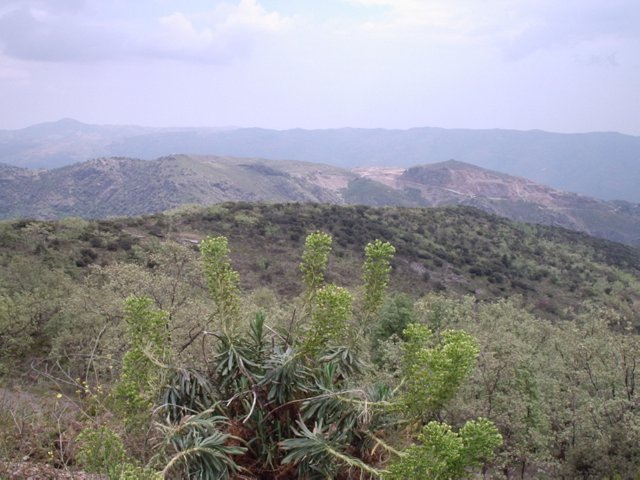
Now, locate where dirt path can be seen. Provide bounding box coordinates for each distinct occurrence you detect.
[0,461,106,479]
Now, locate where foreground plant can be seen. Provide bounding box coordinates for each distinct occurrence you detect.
[94,233,501,479]
[385,419,502,479]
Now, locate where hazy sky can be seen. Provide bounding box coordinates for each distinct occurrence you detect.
[0,0,638,134]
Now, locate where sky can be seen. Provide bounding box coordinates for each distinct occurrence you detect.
[0,0,638,134]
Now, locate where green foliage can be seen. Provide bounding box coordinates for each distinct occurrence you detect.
[76,426,127,473]
[159,368,215,423]
[4,205,640,477]
[401,324,479,420]
[371,293,416,347]
[122,296,169,354]
[299,231,332,298]
[0,255,73,372]
[281,420,383,479]
[152,234,405,479]
[415,293,474,332]
[160,412,245,480]
[304,284,353,356]
[427,295,640,478]
[200,236,241,330]
[385,418,502,479]
[113,296,169,425]
[76,426,160,479]
[3,203,640,345]
[117,464,162,480]
[0,294,34,368]
[362,239,396,319]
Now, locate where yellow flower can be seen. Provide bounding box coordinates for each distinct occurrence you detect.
[56,393,63,399]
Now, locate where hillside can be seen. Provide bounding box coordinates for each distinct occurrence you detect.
[2,203,639,327]
[354,160,640,245]
[4,155,640,247]
[1,120,639,202]
[0,155,354,218]
[2,203,640,478]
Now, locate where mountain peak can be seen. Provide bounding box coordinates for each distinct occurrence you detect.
[54,117,86,126]
[413,159,486,171]
[21,118,93,135]
[400,160,547,197]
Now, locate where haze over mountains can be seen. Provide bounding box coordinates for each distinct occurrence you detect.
[2,119,640,203]
[3,154,640,247]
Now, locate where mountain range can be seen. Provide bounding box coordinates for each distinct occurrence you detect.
[2,119,639,202]
[3,154,640,247]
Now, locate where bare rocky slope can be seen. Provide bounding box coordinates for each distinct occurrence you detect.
[355,160,640,244]
[3,155,640,246]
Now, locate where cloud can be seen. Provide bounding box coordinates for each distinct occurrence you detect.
[0,6,124,62]
[145,0,292,62]
[503,0,640,59]
[0,0,292,63]
[344,0,640,64]
[0,0,84,14]
[219,0,291,32]
[345,0,515,38]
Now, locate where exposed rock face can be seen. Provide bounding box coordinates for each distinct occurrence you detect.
[3,155,640,246]
[354,160,640,246]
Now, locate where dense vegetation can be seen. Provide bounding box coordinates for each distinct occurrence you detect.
[1,203,639,478]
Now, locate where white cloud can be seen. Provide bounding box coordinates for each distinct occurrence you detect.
[147,0,292,62]
[220,0,291,32]
[0,0,293,63]
[346,0,519,39]
[345,0,640,61]
[500,0,640,60]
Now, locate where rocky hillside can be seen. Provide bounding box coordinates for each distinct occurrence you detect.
[3,155,640,246]
[0,155,354,218]
[2,119,639,202]
[353,160,640,244]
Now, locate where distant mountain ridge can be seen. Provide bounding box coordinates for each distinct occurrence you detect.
[1,119,639,202]
[3,154,640,247]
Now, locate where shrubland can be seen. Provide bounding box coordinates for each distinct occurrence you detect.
[0,203,639,478]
